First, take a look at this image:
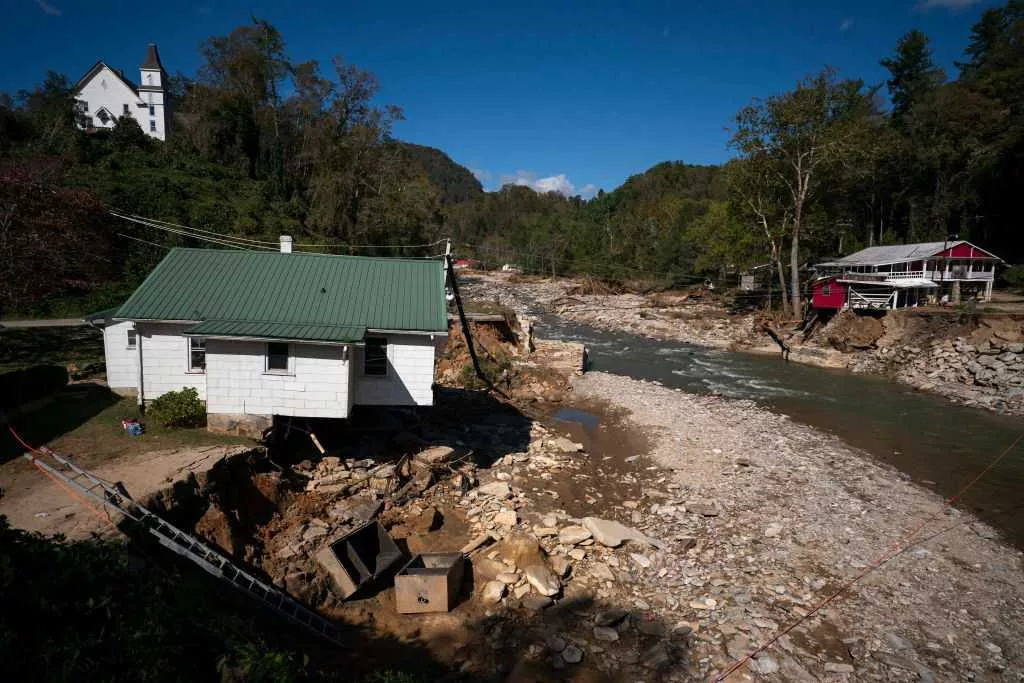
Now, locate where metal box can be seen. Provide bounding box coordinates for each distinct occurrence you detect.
[316,521,403,599]
[394,552,465,614]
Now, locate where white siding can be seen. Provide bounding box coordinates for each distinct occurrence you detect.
[102,321,138,393]
[136,323,207,401]
[205,341,350,419]
[353,334,440,407]
[73,64,167,141]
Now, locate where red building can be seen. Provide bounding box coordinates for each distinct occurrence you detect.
[811,240,1001,311]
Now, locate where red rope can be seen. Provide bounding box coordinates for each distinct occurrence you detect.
[9,426,113,526]
[712,430,1024,681]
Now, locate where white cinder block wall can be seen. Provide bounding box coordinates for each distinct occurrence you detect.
[102,321,139,393]
[205,341,350,419]
[116,328,442,414]
[353,334,441,406]
[136,323,207,401]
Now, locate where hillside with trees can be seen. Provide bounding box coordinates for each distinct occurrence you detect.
[0,2,1022,316]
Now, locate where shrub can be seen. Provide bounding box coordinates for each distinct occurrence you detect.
[147,387,206,428]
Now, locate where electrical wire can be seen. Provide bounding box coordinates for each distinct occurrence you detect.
[112,212,280,246]
[113,210,451,253]
[112,213,278,251]
[116,233,171,249]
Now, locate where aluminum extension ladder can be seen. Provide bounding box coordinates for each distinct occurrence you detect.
[24,446,345,646]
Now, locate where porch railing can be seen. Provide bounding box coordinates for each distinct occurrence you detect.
[848,289,897,310]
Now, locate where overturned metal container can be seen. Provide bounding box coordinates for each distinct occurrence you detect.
[394,552,465,614]
[316,521,403,599]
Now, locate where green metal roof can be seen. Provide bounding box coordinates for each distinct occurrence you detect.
[182,320,365,343]
[114,248,448,342]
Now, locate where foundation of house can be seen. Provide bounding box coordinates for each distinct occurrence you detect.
[207,413,273,439]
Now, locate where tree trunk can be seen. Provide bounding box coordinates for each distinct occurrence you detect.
[775,256,789,317]
[789,222,802,316]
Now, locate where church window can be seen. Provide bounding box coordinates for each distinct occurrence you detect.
[150,120,156,132]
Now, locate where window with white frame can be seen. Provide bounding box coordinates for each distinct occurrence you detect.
[266,342,289,373]
[363,337,388,376]
[188,338,206,372]
[149,120,157,132]
[127,329,137,349]
[123,103,130,116]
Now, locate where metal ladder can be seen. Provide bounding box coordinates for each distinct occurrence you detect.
[24,446,345,646]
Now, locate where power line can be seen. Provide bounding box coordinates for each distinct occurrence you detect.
[112,213,278,251]
[294,238,449,249]
[113,210,450,254]
[113,212,279,246]
[116,233,171,250]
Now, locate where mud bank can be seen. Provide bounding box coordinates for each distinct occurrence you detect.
[571,371,1024,682]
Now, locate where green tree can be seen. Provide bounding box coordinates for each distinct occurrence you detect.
[880,30,945,128]
[731,68,879,314]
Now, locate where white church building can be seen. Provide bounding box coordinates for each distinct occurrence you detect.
[73,44,169,141]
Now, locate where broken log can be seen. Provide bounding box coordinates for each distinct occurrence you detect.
[761,322,791,361]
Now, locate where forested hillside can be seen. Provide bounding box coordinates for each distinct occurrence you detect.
[0,2,1022,315]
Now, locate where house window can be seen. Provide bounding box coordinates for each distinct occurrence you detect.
[266,342,289,373]
[76,99,88,112]
[149,120,156,132]
[823,285,832,296]
[123,103,130,115]
[127,329,137,349]
[188,338,206,372]
[364,337,388,376]
[149,105,155,116]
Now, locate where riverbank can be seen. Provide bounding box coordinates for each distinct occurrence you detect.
[463,272,1024,416]
[571,371,1024,681]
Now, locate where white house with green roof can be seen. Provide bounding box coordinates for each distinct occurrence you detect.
[90,246,449,436]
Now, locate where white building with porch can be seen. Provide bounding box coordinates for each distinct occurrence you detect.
[811,240,1001,311]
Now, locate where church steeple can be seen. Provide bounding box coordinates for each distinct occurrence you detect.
[138,43,168,141]
[141,43,163,71]
[139,43,164,89]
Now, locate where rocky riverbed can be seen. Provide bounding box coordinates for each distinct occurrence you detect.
[463,272,1024,416]
[570,372,1024,682]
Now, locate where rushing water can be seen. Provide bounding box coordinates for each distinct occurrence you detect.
[535,312,1024,549]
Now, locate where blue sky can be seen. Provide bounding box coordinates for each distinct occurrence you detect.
[2,0,997,197]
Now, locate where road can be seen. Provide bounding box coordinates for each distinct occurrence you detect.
[0,318,87,328]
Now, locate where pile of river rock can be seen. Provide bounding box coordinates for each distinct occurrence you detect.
[854,336,1024,414]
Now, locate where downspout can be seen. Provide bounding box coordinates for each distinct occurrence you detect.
[136,324,145,409]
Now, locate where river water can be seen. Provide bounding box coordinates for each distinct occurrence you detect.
[535,313,1024,549]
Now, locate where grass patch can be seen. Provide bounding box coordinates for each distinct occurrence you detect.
[3,388,251,464]
[0,326,105,374]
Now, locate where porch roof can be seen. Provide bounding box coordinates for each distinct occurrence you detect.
[838,278,938,288]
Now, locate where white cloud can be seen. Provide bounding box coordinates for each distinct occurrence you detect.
[498,169,595,197]
[32,0,61,16]
[662,26,670,38]
[580,183,599,198]
[917,0,985,9]
[839,18,854,31]
[470,168,492,182]
[534,174,576,195]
